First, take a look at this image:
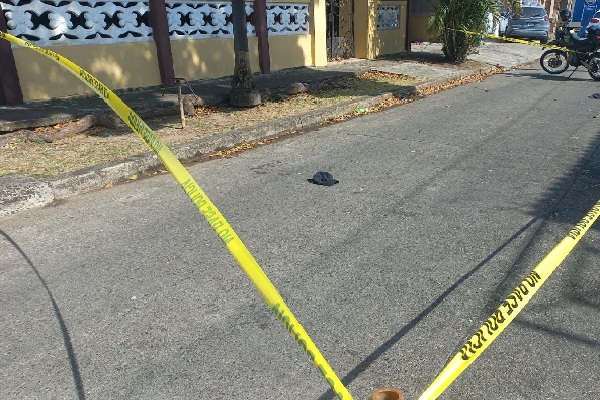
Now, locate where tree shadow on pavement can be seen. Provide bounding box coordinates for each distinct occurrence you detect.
[317,217,539,400]
[515,318,600,348]
[317,113,600,400]
[0,230,86,400]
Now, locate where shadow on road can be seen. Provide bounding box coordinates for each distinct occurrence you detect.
[317,217,539,400]
[501,68,594,82]
[1,230,86,400]
[318,103,600,399]
[515,318,600,348]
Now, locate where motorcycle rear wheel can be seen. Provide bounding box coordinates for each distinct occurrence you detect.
[588,56,600,81]
[540,50,569,74]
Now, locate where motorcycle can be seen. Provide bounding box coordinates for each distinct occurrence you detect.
[539,10,600,80]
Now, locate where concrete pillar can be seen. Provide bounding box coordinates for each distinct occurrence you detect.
[0,2,23,105]
[148,0,176,87]
[355,0,407,59]
[354,0,375,59]
[310,0,327,66]
[253,0,271,73]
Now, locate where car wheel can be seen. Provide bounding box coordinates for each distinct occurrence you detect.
[540,37,548,44]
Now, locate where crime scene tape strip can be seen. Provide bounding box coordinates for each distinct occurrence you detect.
[0,31,353,400]
[456,28,559,49]
[419,198,600,400]
[451,28,587,54]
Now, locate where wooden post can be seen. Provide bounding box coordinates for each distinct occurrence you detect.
[177,79,185,128]
[405,0,411,52]
[0,1,23,105]
[148,0,176,87]
[253,0,271,73]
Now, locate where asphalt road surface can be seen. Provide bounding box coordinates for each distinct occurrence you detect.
[2,65,600,400]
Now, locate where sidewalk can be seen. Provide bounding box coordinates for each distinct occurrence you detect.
[0,41,542,217]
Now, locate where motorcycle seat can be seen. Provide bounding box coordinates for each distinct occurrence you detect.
[569,32,588,43]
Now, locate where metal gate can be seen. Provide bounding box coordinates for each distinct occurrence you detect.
[326,0,354,59]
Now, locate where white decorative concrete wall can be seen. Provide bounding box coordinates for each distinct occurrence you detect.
[3,0,309,46]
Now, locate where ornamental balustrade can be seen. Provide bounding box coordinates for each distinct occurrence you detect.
[2,0,310,46]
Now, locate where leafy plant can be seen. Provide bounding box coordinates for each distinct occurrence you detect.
[427,0,521,62]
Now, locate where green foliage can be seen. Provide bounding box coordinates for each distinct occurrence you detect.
[427,0,521,63]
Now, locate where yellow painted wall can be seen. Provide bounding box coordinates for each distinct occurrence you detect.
[7,0,340,101]
[171,38,236,80]
[409,15,436,42]
[355,0,408,59]
[310,0,327,66]
[13,41,161,101]
[171,34,312,80]
[269,35,313,69]
[11,0,318,102]
[354,0,374,59]
[375,1,407,56]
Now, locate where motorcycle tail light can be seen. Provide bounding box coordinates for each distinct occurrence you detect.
[591,18,600,23]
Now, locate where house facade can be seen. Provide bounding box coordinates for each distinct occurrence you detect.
[0,0,408,104]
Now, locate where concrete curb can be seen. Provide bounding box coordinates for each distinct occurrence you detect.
[0,90,408,217]
[0,175,54,216]
[0,63,518,218]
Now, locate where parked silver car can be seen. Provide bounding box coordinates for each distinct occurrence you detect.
[504,5,550,43]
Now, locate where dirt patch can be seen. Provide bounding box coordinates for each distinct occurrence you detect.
[0,41,508,180]
[0,73,421,178]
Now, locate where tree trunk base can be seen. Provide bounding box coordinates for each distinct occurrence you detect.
[229,87,262,107]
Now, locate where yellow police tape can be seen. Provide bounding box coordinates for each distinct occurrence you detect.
[417,29,598,397]
[453,28,583,54]
[460,28,558,49]
[0,31,352,400]
[420,199,600,400]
